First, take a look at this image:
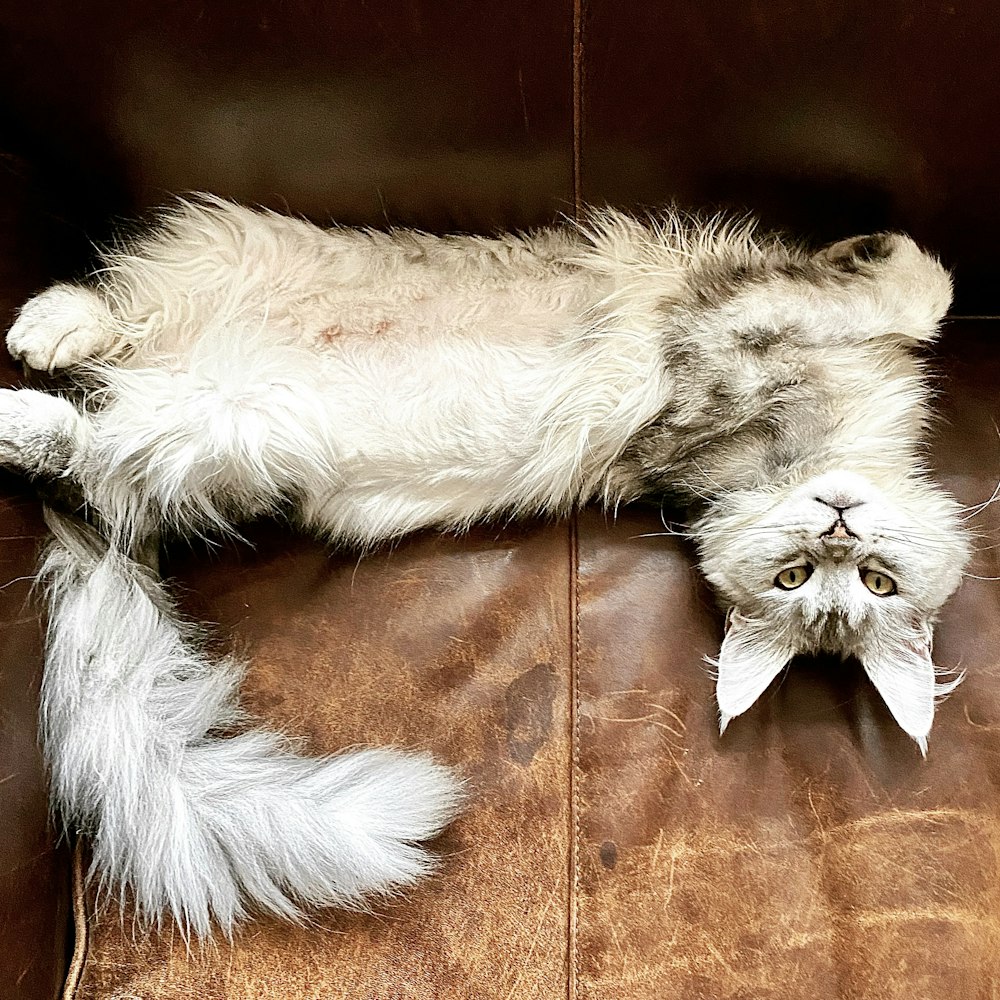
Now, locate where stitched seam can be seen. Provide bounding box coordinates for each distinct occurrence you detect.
[568,512,581,1000]
[572,0,585,219]
[570,4,585,995]
[61,837,89,1000]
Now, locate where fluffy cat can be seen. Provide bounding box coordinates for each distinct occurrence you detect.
[0,197,970,935]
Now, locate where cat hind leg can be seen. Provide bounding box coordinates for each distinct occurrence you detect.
[0,387,88,479]
[83,340,339,543]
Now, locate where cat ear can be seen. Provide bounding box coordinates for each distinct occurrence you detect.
[712,608,795,735]
[860,622,945,757]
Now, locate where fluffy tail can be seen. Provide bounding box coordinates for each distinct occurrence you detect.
[39,509,463,937]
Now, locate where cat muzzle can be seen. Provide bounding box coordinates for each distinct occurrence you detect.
[820,519,859,553]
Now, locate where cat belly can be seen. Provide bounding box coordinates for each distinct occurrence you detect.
[302,337,579,541]
[88,321,591,545]
[87,244,658,544]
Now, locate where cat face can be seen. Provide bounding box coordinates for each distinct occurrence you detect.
[695,470,970,751]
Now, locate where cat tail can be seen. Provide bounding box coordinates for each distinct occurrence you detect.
[38,507,463,938]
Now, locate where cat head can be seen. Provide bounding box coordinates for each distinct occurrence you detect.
[695,469,970,752]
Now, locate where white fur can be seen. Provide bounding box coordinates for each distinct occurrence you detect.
[40,511,462,937]
[6,284,116,373]
[1,198,969,933]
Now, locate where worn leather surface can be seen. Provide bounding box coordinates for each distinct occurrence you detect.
[2,2,1000,999]
[77,525,575,999]
[70,325,1000,998]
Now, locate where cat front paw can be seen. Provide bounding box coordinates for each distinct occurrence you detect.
[820,232,952,341]
[7,285,117,372]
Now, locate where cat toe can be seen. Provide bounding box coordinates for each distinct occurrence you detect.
[7,285,116,372]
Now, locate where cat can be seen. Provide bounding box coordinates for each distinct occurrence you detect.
[0,197,970,936]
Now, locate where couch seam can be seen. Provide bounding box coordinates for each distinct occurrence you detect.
[572,0,585,216]
[570,3,584,995]
[60,838,88,1000]
[568,512,581,1000]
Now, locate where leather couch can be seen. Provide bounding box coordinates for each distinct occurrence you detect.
[2,3,999,998]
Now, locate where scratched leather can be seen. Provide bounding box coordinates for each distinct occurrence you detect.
[571,326,1000,1000]
[75,523,574,999]
[71,325,1000,1000]
[574,513,1000,1000]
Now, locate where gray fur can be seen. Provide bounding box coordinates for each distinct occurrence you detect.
[0,199,969,934]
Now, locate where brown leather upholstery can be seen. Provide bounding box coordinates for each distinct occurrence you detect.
[0,164,73,1000]
[67,358,1000,998]
[2,3,999,998]
[580,2,1000,314]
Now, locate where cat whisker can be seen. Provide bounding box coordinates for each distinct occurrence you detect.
[690,461,736,498]
[875,527,959,545]
[676,479,716,503]
[958,477,1000,520]
[875,531,952,545]
[876,537,957,553]
[657,504,690,534]
[638,519,815,543]
[876,539,961,556]
[696,523,813,537]
[968,539,1000,554]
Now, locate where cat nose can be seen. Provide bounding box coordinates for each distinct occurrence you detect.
[820,517,859,545]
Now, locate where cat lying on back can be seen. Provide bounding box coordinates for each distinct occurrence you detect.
[0,197,970,935]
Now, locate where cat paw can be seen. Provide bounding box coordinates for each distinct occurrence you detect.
[0,388,82,475]
[823,232,946,290]
[822,232,913,272]
[821,232,952,339]
[7,285,116,372]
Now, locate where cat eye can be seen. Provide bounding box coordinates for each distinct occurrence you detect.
[861,568,897,596]
[774,564,813,590]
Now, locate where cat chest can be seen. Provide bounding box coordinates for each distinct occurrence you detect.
[618,338,921,495]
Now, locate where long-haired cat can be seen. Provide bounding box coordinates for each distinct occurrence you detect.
[0,198,970,935]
